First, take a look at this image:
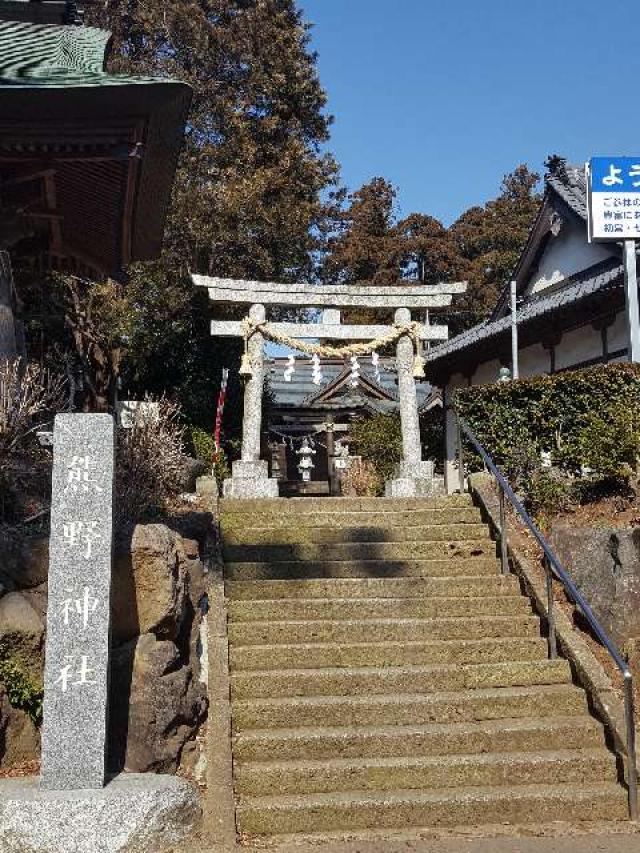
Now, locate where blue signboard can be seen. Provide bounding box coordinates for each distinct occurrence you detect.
[589,157,640,240]
[591,157,640,193]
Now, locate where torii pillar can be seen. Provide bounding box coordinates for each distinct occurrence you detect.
[224,303,279,498]
[385,307,434,497]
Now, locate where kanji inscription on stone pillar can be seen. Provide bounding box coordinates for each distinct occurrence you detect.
[41,414,115,790]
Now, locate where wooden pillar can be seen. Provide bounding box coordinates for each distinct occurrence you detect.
[0,251,18,361]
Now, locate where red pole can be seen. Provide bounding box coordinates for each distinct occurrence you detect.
[213,368,229,458]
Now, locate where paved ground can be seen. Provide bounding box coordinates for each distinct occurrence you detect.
[269,835,640,853]
[177,823,640,853]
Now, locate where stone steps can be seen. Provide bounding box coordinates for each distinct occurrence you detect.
[221,495,474,513]
[235,748,617,796]
[221,496,627,838]
[232,685,591,731]
[233,716,606,762]
[228,595,531,623]
[225,557,501,581]
[222,524,490,544]
[228,615,542,646]
[221,507,483,528]
[236,782,628,835]
[231,660,572,700]
[226,574,521,600]
[223,539,496,562]
[230,637,550,670]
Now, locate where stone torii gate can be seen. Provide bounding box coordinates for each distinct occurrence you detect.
[193,276,466,498]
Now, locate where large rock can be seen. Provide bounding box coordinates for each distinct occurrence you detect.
[0,535,49,592]
[0,690,40,768]
[20,582,48,626]
[0,592,44,685]
[109,633,208,774]
[176,455,208,493]
[0,774,201,853]
[112,525,189,645]
[550,524,640,647]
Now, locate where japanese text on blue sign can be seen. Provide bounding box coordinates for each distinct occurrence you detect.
[589,157,640,241]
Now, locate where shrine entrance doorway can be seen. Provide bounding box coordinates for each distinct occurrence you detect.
[192,275,466,499]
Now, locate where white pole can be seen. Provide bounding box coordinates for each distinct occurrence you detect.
[623,240,640,364]
[511,280,519,379]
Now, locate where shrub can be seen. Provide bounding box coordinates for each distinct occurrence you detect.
[0,358,66,462]
[578,405,640,483]
[190,426,216,467]
[115,397,186,527]
[525,469,571,528]
[0,358,66,524]
[213,447,230,494]
[454,363,640,481]
[188,426,231,494]
[0,642,43,726]
[420,407,445,470]
[341,459,382,497]
[350,413,403,482]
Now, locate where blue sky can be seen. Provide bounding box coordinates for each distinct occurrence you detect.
[300,0,639,226]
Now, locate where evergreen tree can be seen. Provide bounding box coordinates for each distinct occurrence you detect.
[394,213,462,285]
[449,164,541,327]
[323,177,399,285]
[84,0,341,428]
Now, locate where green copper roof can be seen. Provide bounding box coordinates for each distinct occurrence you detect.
[0,18,192,275]
[0,20,179,89]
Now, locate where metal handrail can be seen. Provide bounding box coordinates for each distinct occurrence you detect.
[456,413,638,821]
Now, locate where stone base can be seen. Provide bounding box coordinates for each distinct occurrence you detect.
[0,773,201,853]
[385,460,435,497]
[195,474,218,497]
[385,477,435,498]
[222,459,279,498]
[394,460,435,480]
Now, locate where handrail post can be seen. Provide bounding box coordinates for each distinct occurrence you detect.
[499,486,508,575]
[545,559,557,660]
[456,415,465,494]
[624,672,639,821]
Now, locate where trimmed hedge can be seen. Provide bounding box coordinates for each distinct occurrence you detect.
[453,363,640,481]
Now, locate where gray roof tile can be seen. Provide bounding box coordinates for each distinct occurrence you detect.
[427,259,622,365]
[269,357,431,409]
[546,162,588,220]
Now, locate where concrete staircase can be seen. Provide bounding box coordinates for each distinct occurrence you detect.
[220,496,627,839]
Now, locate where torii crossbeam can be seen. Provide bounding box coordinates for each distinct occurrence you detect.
[193,275,466,498]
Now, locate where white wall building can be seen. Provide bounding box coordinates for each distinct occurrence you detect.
[426,157,635,493]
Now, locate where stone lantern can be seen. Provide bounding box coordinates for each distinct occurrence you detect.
[296,438,316,483]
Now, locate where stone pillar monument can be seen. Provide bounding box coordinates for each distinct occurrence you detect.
[224,303,278,498]
[385,307,435,497]
[0,413,201,851]
[41,413,115,789]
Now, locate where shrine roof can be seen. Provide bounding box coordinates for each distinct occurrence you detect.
[269,357,432,412]
[426,257,624,381]
[0,18,191,276]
